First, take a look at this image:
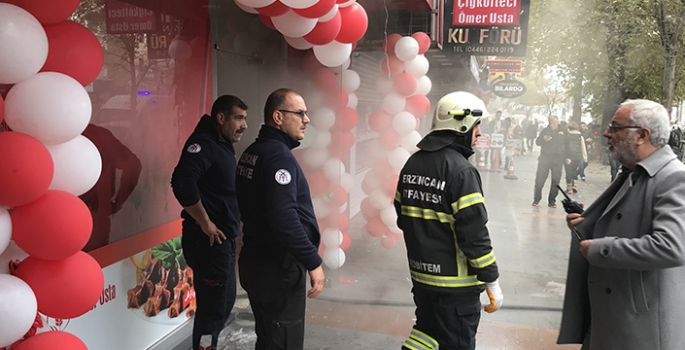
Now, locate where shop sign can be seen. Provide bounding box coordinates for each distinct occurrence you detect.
[441,0,530,57]
[492,79,526,98]
[147,14,181,59]
[487,59,522,73]
[105,0,157,34]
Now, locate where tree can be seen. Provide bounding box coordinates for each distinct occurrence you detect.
[654,0,685,115]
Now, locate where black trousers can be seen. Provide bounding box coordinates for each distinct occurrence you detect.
[402,287,482,350]
[182,226,237,350]
[533,157,563,205]
[239,253,307,350]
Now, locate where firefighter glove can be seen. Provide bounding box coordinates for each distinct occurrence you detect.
[484,279,503,313]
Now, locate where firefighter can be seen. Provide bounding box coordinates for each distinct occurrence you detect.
[395,91,503,350]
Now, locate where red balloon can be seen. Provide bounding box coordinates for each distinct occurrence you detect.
[336,0,348,3]
[368,110,393,132]
[335,3,368,44]
[339,107,358,131]
[0,132,54,207]
[406,94,431,118]
[295,0,336,18]
[339,214,350,231]
[14,331,87,350]
[383,33,402,56]
[255,0,289,16]
[302,50,325,76]
[11,190,93,260]
[340,231,352,251]
[360,197,380,220]
[307,171,330,195]
[338,130,355,150]
[412,32,431,54]
[41,21,103,86]
[366,216,387,237]
[372,160,394,177]
[379,129,402,150]
[326,88,349,110]
[394,73,418,97]
[361,177,374,196]
[384,174,400,196]
[382,234,397,248]
[318,242,326,256]
[330,147,350,162]
[3,0,80,25]
[259,14,277,30]
[380,55,404,79]
[15,252,104,319]
[303,9,342,45]
[331,186,348,206]
[314,67,337,89]
[321,212,340,228]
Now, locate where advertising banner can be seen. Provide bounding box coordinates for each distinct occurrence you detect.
[105,0,157,34]
[441,0,530,57]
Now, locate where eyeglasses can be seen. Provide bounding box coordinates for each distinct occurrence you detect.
[279,109,308,118]
[606,123,642,133]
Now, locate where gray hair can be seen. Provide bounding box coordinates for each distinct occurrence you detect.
[621,99,670,147]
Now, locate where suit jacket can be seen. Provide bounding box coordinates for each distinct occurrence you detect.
[558,146,685,349]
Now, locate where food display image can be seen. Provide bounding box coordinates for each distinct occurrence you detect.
[127,237,195,322]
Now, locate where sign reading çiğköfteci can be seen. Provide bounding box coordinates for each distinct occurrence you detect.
[441,0,530,57]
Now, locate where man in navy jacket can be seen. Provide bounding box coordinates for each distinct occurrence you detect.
[236,88,324,350]
[171,95,248,350]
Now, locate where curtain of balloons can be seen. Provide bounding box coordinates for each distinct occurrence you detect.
[0,0,104,348]
[359,32,432,249]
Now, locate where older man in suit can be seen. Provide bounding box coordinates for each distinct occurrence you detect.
[558,99,685,349]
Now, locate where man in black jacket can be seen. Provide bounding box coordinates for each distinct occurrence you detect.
[532,115,570,208]
[395,91,502,350]
[170,95,248,350]
[236,88,324,350]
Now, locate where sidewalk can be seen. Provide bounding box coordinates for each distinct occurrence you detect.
[216,147,612,350]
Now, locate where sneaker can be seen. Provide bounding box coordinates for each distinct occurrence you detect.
[581,176,586,182]
[548,203,557,208]
[572,186,578,193]
[532,201,539,207]
[566,189,573,195]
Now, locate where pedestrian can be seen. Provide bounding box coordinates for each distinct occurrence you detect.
[525,116,537,152]
[395,91,503,350]
[236,88,324,350]
[564,121,587,194]
[558,99,685,350]
[577,122,592,181]
[170,95,248,350]
[532,115,570,208]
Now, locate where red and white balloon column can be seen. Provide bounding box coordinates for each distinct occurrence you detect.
[360,32,432,249]
[0,0,104,348]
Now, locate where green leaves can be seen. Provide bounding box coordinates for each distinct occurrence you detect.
[150,236,186,270]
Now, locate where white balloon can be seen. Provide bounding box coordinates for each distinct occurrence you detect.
[285,36,314,50]
[312,197,332,218]
[382,92,406,115]
[302,147,329,169]
[235,0,276,8]
[5,72,92,145]
[388,147,411,172]
[338,0,357,8]
[319,4,339,22]
[342,70,361,93]
[47,136,102,196]
[323,159,346,182]
[395,36,420,62]
[322,228,343,247]
[313,41,352,67]
[376,77,394,95]
[341,57,351,71]
[404,54,430,77]
[380,206,398,228]
[0,274,37,348]
[234,0,259,13]
[313,130,332,148]
[281,0,319,9]
[0,209,11,256]
[168,39,192,61]
[393,111,417,136]
[388,221,403,234]
[339,201,348,213]
[310,107,336,130]
[346,93,358,109]
[401,130,422,152]
[0,3,48,84]
[322,247,346,269]
[272,10,317,37]
[370,188,392,210]
[340,172,354,192]
[415,75,433,96]
[298,125,318,149]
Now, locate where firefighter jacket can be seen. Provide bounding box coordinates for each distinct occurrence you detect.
[394,130,499,293]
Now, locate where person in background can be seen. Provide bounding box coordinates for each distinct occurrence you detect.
[578,122,593,181]
[564,121,587,194]
[525,116,538,152]
[170,95,248,350]
[532,115,570,208]
[558,99,685,349]
[236,88,324,350]
[395,91,502,350]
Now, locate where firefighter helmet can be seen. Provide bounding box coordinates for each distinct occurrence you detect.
[431,91,489,134]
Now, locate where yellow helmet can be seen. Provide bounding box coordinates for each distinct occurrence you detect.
[431,91,489,134]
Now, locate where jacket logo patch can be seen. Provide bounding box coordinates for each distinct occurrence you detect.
[275,169,292,185]
[186,143,201,153]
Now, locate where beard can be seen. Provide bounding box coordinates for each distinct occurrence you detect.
[609,135,639,166]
